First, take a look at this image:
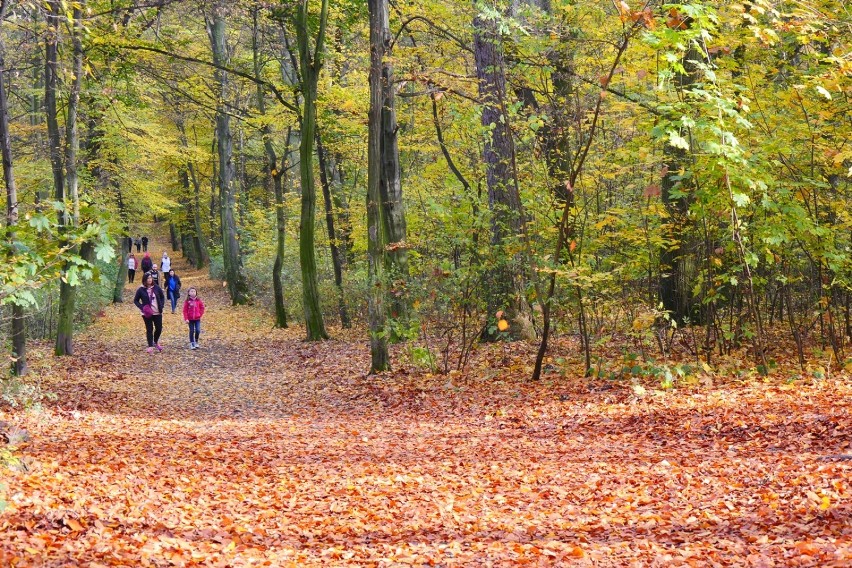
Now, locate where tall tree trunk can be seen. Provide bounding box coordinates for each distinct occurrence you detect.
[178,168,198,266]
[330,158,355,265]
[47,0,84,356]
[64,3,83,226]
[660,44,702,325]
[0,0,26,375]
[44,0,64,225]
[28,10,47,205]
[367,0,389,372]
[473,1,529,341]
[316,128,350,328]
[374,0,409,326]
[236,125,247,228]
[187,162,209,268]
[294,0,329,340]
[169,222,180,251]
[113,241,129,302]
[252,7,288,328]
[271,132,290,329]
[208,1,249,305]
[112,189,129,303]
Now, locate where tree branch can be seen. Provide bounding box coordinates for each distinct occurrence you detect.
[113,42,299,114]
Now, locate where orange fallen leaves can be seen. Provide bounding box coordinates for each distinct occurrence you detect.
[1,237,850,566]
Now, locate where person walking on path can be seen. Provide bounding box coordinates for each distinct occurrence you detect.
[133,273,165,353]
[161,252,171,273]
[127,253,137,283]
[134,236,141,252]
[140,252,153,273]
[142,235,149,252]
[146,263,160,287]
[165,269,182,313]
[183,287,205,349]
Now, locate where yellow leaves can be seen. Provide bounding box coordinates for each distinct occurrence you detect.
[632,312,656,331]
[616,1,631,22]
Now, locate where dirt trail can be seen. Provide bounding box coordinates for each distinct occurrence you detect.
[1,232,850,566]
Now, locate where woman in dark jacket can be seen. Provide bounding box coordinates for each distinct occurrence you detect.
[140,252,153,273]
[133,273,165,353]
[164,269,182,313]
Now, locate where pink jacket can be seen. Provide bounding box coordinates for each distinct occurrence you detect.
[183,297,205,321]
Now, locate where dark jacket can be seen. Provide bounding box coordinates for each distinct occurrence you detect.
[165,274,182,298]
[133,285,165,315]
[140,256,153,272]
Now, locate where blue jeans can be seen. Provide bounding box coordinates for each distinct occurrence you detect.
[168,290,178,312]
[188,320,201,344]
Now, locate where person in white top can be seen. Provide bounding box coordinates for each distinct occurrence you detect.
[127,253,137,283]
[161,252,171,273]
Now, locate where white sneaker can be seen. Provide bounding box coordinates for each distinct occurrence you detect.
[190,342,196,349]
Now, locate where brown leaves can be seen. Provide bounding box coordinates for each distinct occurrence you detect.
[1,239,850,565]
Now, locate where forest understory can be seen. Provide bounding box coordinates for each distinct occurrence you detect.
[1,239,850,567]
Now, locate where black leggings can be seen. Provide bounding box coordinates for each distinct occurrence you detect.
[128,269,136,283]
[144,314,163,347]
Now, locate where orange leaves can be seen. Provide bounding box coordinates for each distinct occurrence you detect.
[666,7,688,30]
[616,1,656,29]
[4,238,852,565]
[63,517,84,532]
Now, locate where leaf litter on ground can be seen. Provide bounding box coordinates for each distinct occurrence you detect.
[1,235,850,567]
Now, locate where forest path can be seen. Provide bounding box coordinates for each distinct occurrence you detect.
[73,231,327,420]
[1,231,850,566]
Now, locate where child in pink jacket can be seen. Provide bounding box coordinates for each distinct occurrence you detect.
[182,287,206,349]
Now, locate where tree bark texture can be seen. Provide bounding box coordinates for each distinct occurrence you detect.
[660,43,702,325]
[473,2,528,340]
[209,1,250,305]
[367,0,390,372]
[374,0,408,321]
[294,0,329,340]
[45,0,75,356]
